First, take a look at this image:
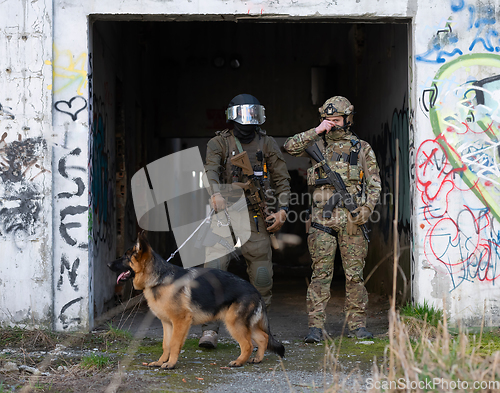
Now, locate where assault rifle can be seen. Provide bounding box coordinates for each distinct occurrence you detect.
[305,143,370,241]
[230,151,280,249]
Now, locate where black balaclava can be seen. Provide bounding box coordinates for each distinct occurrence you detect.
[233,122,257,144]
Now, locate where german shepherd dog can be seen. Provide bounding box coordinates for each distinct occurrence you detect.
[108,232,285,369]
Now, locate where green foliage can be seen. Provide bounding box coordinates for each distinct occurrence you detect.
[470,331,500,357]
[105,322,133,341]
[400,300,443,327]
[80,353,111,370]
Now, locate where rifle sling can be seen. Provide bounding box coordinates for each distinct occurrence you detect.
[311,222,338,238]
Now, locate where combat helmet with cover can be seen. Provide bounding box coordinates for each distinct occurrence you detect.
[319,96,354,127]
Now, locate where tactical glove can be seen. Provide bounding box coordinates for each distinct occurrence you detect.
[350,206,371,225]
[346,213,358,236]
[210,193,226,213]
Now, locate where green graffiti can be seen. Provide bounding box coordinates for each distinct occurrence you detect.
[429,53,500,222]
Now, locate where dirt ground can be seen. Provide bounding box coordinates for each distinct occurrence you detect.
[0,276,390,392]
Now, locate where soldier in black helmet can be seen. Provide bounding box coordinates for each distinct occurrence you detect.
[199,94,291,349]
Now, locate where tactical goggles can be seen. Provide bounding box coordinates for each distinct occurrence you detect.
[225,104,266,125]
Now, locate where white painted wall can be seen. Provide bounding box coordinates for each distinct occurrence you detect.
[412,1,500,326]
[0,0,53,328]
[0,0,499,331]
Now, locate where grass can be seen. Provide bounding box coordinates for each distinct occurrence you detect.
[136,337,237,362]
[400,300,443,327]
[399,300,444,341]
[0,326,59,350]
[325,335,389,364]
[104,322,133,341]
[366,309,500,392]
[80,353,111,369]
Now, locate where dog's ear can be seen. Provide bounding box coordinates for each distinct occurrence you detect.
[136,230,149,253]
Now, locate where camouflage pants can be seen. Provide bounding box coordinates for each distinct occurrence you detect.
[203,211,273,333]
[306,224,368,331]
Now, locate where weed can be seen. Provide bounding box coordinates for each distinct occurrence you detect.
[80,353,111,370]
[369,310,500,392]
[0,327,59,351]
[400,300,443,327]
[104,322,133,341]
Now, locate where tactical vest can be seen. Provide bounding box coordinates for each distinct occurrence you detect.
[307,136,366,206]
[215,129,273,203]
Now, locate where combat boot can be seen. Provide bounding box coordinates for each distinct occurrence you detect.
[199,330,218,349]
[304,327,322,343]
[349,326,373,339]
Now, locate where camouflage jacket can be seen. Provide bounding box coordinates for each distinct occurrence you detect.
[205,129,291,208]
[284,128,381,212]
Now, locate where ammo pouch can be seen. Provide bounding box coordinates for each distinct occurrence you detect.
[307,160,326,186]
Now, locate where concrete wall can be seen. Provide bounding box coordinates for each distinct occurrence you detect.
[413,1,500,326]
[0,0,53,327]
[0,0,499,331]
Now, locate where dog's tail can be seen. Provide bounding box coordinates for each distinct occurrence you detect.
[258,299,285,358]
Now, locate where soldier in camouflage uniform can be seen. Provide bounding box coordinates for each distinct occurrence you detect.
[199,94,291,348]
[283,96,381,341]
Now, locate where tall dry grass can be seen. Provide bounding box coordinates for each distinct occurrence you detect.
[367,309,500,392]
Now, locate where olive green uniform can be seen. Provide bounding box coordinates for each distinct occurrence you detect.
[284,127,381,331]
[203,128,291,332]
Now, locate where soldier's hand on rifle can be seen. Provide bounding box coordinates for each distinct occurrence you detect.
[210,192,226,213]
[315,119,336,135]
[266,209,287,233]
[346,213,358,236]
[350,206,371,225]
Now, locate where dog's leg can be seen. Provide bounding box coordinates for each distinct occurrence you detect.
[148,320,172,367]
[224,309,253,367]
[160,315,192,369]
[248,327,269,364]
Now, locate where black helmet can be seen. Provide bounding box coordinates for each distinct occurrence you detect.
[226,94,266,125]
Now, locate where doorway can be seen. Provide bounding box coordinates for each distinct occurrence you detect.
[89,17,411,320]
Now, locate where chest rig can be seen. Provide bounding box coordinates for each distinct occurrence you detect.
[306,135,366,212]
[217,129,273,205]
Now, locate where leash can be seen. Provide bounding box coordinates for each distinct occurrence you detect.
[166,209,215,262]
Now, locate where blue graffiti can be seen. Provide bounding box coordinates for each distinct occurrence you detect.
[417,1,500,63]
[450,0,465,12]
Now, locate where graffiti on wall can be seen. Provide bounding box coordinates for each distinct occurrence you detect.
[0,132,50,243]
[371,98,412,240]
[55,96,88,121]
[47,46,88,96]
[89,95,114,250]
[418,52,500,290]
[55,142,88,328]
[50,45,90,329]
[416,1,500,64]
[0,102,15,120]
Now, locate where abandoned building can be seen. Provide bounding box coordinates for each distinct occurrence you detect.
[0,0,499,331]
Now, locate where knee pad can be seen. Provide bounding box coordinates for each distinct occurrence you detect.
[255,266,272,288]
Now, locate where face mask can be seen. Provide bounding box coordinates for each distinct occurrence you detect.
[233,122,257,143]
[326,126,348,141]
